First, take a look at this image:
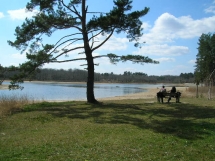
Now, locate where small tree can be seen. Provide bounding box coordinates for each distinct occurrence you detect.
[8,0,159,103]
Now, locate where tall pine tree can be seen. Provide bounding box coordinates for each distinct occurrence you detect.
[8,0,159,103]
[195,33,215,84]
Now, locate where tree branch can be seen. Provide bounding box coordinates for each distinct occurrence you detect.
[72,4,82,20]
[61,0,82,20]
[87,11,106,14]
[52,46,85,60]
[51,57,86,63]
[54,33,82,48]
[93,54,159,65]
[53,24,82,31]
[92,28,115,52]
[49,37,83,56]
[88,29,104,42]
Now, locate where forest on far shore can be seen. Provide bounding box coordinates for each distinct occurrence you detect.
[13,68,194,84]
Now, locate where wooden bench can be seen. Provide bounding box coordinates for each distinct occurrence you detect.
[157,92,181,103]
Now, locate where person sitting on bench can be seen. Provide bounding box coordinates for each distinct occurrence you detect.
[158,85,166,103]
[168,86,176,103]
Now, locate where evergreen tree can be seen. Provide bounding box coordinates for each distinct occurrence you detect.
[195,33,215,84]
[8,0,158,103]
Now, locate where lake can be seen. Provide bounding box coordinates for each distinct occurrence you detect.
[0,81,162,101]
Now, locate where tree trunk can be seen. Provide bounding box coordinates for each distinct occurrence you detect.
[86,51,98,103]
[208,80,212,100]
[81,0,98,103]
[196,84,199,98]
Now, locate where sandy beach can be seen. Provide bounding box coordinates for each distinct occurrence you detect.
[99,85,194,101]
[0,85,8,90]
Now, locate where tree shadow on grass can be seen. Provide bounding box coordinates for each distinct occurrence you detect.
[24,101,215,140]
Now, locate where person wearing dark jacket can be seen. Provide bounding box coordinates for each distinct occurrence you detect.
[168,86,176,102]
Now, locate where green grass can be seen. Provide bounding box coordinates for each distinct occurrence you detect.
[1,98,215,161]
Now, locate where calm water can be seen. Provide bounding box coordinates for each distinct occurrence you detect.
[1,82,162,101]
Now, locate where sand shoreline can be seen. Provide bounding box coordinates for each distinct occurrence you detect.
[0,85,8,90]
[99,86,193,101]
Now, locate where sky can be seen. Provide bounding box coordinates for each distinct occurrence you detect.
[0,0,215,76]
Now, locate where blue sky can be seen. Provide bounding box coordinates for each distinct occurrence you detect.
[0,0,215,76]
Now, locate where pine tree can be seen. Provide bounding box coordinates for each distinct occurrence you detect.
[8,0,159,103]
[195,33,215,85]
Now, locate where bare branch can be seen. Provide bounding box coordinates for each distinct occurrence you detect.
[51,57,86,63]
[90,32,95,49]
[80,64,87,66]
[61,0,82,19]
[87,12,106,14]
[92,28,115,52]
[53,46,85,60]
[88,29,104,42]
[54,33,82,48]
[78,51,85,55]
[48,38,83,57]
[60,38,83,50]
[80,63,99,66]
[93,55,111,59]
[72,5,82,20]
[53,24,82,32]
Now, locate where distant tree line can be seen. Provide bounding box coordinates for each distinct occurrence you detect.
[0,65,17,85]
[1,68,194,84]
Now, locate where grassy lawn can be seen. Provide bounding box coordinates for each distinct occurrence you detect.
[1,97,215,160]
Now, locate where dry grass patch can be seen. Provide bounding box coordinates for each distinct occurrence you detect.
[0,94,34,117]
[187,86,215,98]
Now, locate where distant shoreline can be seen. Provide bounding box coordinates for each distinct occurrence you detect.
[2,80,196,85]
[0,84,8,90]
[0,80,195,90]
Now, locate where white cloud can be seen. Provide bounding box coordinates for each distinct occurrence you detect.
[155,57,175,63]
[96,35,128,51]
[7,8,38,20]
[205,1,215,14]
[0,12,4,18]
[141,22,151,31]
[205,6,215,14]
[133,44,189,56]
[4,53,28,67]
[135,11,215,61]
[141,12,215,44]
